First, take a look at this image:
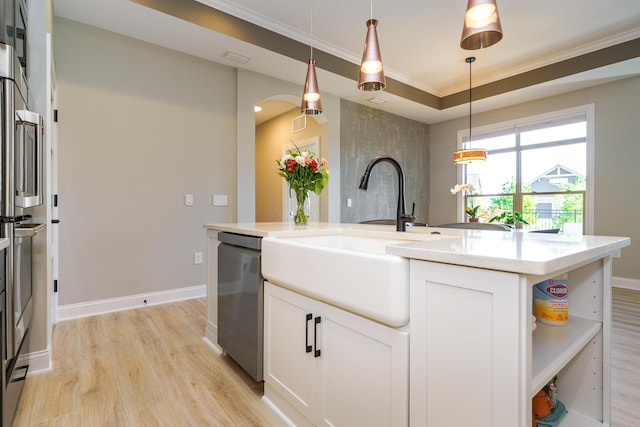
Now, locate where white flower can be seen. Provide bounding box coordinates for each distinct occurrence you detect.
[277,155,290,169]
[450,183,475,194]
[295,155,305,165]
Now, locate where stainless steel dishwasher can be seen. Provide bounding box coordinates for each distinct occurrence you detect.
[217,232,263,381]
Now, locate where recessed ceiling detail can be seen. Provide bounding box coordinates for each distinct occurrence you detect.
[56,0,640,123]
[132,0,640,111]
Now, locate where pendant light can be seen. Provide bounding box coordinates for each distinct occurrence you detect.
[357,1,386,91]
[454,57,487,164]
[460,0,503,50]
[301,0,322,115]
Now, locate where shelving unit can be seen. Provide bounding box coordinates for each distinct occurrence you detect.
[529,257,610,426]
[409,255,613,427]
[531,317,601,395]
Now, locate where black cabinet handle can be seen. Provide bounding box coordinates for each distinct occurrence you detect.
[314,316,321,357]
[305,313,312,353]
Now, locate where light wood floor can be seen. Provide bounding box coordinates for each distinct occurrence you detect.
[12,289,640,427]
[611,287,640,427]
[12,299,286,427]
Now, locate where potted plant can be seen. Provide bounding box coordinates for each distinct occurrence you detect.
[465,205,480,222]
[488,211,529,228]
[451,183,479,222]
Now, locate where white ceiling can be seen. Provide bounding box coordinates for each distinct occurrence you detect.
[52,0,640,124]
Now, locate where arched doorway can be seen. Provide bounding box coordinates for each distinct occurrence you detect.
[254,96,329,222]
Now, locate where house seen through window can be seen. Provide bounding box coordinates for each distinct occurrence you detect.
[459,106,592,233]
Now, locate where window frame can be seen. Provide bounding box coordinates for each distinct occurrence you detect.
[455,104,595,233]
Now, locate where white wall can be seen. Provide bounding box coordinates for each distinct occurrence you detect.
[429,75,640,280]
[54,18,236,305]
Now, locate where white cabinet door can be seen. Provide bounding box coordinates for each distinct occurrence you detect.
[318,302,409,427]
[410,260,526,427]
[265,282,409,427]
[264,282,317,424]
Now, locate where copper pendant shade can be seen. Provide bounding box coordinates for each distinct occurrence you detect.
[301,59,323,115]
[454,57,487,165]
[460,0,503,50]
[301,0,322,115]
[358,19,386,91]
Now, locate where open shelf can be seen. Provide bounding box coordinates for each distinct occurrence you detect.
[531,316,601,396]
[557,409,605,427]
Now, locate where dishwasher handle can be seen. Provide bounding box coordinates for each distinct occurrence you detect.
[218,232,262,250]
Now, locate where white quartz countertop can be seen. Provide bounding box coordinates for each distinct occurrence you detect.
[203,222,397,237]
[389,228,630,275]
[203,222,630,276]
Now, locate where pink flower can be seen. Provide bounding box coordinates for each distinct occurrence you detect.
[321,158,328,166]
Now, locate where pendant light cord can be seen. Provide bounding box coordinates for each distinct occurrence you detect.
[469,58,472,145]
[467,57,475,146]
[310,0,314,59]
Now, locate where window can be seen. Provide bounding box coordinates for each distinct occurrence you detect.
[457,105,594,233]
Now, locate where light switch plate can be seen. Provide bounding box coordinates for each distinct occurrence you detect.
[185,194,194,206]
[213,195,228,206]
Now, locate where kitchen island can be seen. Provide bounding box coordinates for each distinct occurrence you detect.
[203,222,629,427]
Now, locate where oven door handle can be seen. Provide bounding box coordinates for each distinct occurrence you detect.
[10,364,29,383]
[15,109,41,126]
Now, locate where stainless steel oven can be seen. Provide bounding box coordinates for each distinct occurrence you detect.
[0,0,27,74]
[0,248,6,425]
[11,230,31,352]
[1,43,39,359]
[15,109,42,208]
[0,40,40,426]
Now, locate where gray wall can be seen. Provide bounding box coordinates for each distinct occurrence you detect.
[340,99,430,224]
[430,75,640,280]
[54,18,237,305]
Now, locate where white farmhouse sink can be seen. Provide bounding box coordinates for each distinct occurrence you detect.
[261,232,452,327]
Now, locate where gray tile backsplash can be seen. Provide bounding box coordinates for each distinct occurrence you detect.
[340,99,430,225]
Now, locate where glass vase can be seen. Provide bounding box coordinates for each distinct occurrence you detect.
[290,187,311,225]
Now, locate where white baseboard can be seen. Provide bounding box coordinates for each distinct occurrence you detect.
[203,324,222,354]
[262,393,298,427]
[202,335,223,355]
[613,276,640,291]
[56,284,206,322]
[22,349,52,375]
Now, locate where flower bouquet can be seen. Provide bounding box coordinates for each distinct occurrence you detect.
[277,147,329,225]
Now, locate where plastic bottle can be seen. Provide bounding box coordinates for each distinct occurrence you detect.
[533,274,568,326]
